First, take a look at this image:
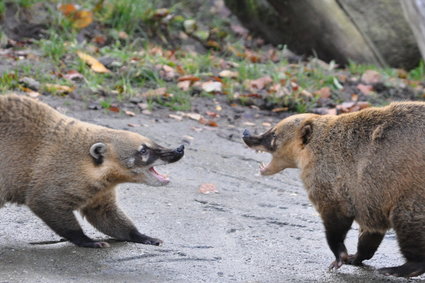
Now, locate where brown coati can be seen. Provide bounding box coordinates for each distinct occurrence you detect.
[0,94,184,248]
[243,102,425,278]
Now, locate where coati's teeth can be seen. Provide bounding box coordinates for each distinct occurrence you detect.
[260,162,266,169]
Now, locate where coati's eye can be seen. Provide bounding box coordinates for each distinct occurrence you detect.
[140,145,148,154]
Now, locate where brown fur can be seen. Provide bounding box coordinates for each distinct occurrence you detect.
[243,102,425,277]
[0,94,184,248]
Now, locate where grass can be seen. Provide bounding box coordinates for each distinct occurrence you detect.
[0,0,424,112]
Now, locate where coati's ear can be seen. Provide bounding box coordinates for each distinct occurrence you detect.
[300,123,313,145]
[90,142,106,165]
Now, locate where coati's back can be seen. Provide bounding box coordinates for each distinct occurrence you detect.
[0,95,64,204]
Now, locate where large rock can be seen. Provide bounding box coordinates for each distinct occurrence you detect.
[401,0,425,62]
[225,0,421,69]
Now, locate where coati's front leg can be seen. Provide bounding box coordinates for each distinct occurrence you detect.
[346,229,385,266]
[28,198,109,248]
[81,190,162,246]
[322,210,354,270]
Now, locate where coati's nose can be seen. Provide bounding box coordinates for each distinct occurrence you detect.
[175,144,185,154]
[243,129,251,138]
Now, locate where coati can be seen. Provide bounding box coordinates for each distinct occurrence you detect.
[0,94,184,248]
[243,102,425,278]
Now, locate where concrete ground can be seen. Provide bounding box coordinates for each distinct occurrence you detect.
[0,96,421,282]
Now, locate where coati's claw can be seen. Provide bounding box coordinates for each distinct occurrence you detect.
[328,260,344,270]
[143,237,163,246]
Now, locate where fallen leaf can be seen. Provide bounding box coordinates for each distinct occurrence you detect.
[184,112,203,121]
[178,75,200,82]
[77,51,111,73]
[219,70,238,78]
[108,106,120,113]
[141,87,169,98]
[243,122,256,126]
[262,122,272,127]
[125,110,136,117]
[44,84,74,94]
[199,183,218,194]
[63,70,84,81]
[58,3,77,16]
[199,118,218,127]
[361,70,382,84]
[159,65,176,80]
[246,76,272,90]
[314,87,331,99]
[154,8,170,18]
[206,111,219,118]
[271,107,289,113]
[72,10,93,29]
[201,81,222,93]
[357,84,374,95]
[169,114,183,121]
[127,123,139,127]
[177,80,191,91]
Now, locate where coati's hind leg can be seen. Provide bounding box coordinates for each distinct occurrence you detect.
[379,201,425,277]
[27,196,109,248]
[346,229,385,266]
[81,190,162,246]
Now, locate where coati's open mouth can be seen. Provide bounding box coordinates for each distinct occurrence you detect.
[148,166,169,185]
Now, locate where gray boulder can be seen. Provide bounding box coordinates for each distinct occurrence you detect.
[225,0,421,69]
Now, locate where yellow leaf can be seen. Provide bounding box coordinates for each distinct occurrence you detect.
[77,51,110,73]
[45,84,74,94]
[73,10,93,29]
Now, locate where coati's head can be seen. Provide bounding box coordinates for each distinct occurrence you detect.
[89,131,184,186]
[242,113,317,175]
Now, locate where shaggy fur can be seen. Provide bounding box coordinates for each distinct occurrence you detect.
[243,102,425,277]
[0,94,184,248]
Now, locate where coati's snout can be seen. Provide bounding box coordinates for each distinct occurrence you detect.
[242,129,276,152]
[243,114,316,176]
[90,141,185,187]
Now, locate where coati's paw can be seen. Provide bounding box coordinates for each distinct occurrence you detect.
[328,251,348,270]
[345,254,363,266]
[129,229,163,246]
[379,262,425,277]
[140,237,163,246]
[78,241,110,248]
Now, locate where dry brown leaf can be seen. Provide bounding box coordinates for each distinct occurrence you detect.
[314,87,331,99]
[141,87,169,98]
[125,110,136,117]
[201,81,222,93]
[357,84,374,95]
[77,51,110,73]
[169,114,183,121]
[206,111,219,118]
[177,80,191,91]
[199,183,218,194]
[45,84,74,94]
[58,3,77,16]
[219,70,238,78]
[73,10,93,29]
[247,76,273,90]
[361,70,382,84]
[63,70,84,81]
[199,118,218,127]
[178,75,200,82]
[184,113,203,121]
[271,107,289,113]
[108,106,120,113]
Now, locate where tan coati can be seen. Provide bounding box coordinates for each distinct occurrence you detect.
[0,94,184,248]
[243,102,425,278]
